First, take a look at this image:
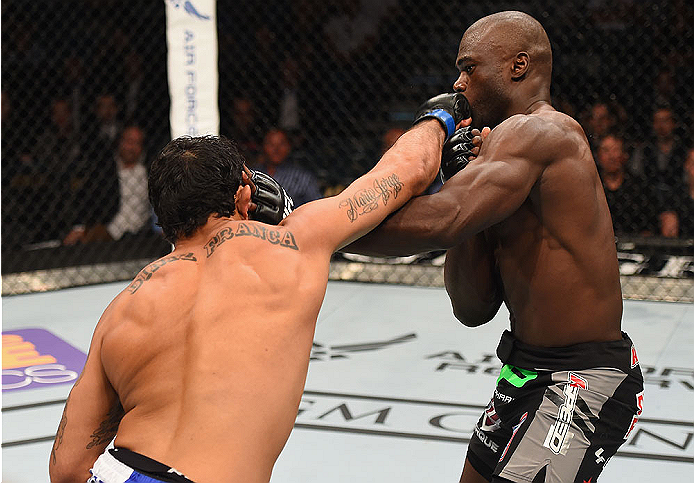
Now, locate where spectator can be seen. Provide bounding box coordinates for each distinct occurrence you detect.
[667,147,694,238]
[584,101,617,156]
[122,51,146,126]
[597,133,656,236]
[93,93,122,152]
[62,56,88,133]
[64,126,151,244]
[224,96,265,162]
[632,106,687,183]
[678,148,694,238]
[277,57,302,133]
[253,128,322,207]
[34,98,82,172]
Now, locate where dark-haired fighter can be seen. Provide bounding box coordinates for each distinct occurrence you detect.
[48,92,470,482]
[347,11,643,483]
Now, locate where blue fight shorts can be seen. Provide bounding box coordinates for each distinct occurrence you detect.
[88,447,194,483]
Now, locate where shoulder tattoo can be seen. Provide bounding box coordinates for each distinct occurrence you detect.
[127,253,197,294]
[339,173,403,222]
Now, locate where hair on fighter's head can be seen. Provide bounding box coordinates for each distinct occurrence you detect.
[149,135,245,244]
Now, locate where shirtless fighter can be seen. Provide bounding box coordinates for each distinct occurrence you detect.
[48,93,470,482]
[346,11,644,483]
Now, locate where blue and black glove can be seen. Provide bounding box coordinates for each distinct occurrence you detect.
[413,93,471,140]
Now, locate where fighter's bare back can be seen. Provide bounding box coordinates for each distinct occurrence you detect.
[49,120,448,483]
[102,219,327,482]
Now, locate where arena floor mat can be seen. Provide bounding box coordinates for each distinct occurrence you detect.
[3,281,693,481]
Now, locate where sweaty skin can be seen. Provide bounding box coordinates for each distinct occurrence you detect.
[346,12,623,348]
[49,121,445,482]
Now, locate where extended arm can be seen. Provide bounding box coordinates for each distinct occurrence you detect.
[49,321,123,482]
[444,232,503,326]
[344,115,554,256]
[282,120,446,253]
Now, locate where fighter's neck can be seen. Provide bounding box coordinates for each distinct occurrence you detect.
[523,99,552,115]
[174,214,248,251]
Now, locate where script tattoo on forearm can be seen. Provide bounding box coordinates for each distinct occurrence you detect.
[127,253,197,294]
[339,174,403,222]
[205,222,299,257]
[86,400,124,450]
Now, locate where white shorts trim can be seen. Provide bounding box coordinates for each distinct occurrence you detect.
[88,449,136,483]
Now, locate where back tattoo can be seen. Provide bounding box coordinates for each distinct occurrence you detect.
[205,222,299,257]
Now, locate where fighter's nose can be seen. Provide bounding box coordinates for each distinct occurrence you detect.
[453,73,468,92]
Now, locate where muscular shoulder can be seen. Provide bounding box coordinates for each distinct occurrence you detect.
[488,110,583,165]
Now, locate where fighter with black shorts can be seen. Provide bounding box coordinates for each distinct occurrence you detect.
[468,331,643,482]
[345,11,644,483]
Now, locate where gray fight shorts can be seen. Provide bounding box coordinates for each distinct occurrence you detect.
[466,330,644,483]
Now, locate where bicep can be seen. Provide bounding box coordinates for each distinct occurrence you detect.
[438,136,545,245]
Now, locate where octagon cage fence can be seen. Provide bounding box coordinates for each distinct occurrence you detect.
[2,0,693,302]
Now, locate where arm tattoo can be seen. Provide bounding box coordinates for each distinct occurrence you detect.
[50,372,83,465]
[205,223,299,257]
[50,406,68,465]
[128,252,197,294]
[339,174,403,222]
[86,400,124,450]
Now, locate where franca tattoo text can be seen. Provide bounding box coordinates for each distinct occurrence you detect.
[339,174,403,222]
[205,222,299,257]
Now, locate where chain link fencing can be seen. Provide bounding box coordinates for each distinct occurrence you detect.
[2,0,693,300]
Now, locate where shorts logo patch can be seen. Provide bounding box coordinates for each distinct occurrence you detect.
[543,372,587,455]
[630,345,639,369]
[480,399,502,432]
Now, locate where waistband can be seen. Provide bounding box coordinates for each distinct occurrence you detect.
[496,330,636,373]
[110,447,194,483]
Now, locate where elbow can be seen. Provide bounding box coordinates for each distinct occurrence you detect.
[450,298,501,327]
[49,458,90,483]
[452,306,492,327]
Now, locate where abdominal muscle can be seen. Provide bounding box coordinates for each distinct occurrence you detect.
[491,205,623,347]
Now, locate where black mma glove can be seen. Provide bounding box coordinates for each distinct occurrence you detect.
[246,168,294,225]
[413,93,471,140]
[440,126,476,182]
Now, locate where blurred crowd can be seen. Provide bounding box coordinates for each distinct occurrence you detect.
[2,0,693,253]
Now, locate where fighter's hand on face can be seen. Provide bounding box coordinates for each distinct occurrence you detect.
[242,166,294,225]
[440,125,491,182]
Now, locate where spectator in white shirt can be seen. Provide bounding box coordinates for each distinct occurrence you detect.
[64,126,151,244]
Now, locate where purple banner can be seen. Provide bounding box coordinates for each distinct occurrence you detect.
[2,328,87,392]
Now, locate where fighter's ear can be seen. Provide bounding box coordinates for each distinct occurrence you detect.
[511,52,529,80]
[235,184,252,220]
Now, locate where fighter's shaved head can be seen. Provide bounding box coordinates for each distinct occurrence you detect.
[463,11,552,79]
[453,11,553,127]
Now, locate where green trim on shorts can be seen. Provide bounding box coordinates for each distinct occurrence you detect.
[497,364,538,388]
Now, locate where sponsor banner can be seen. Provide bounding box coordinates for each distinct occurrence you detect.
[296,390,694,463]
[165,0,218,138]
[2,328,86,391]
